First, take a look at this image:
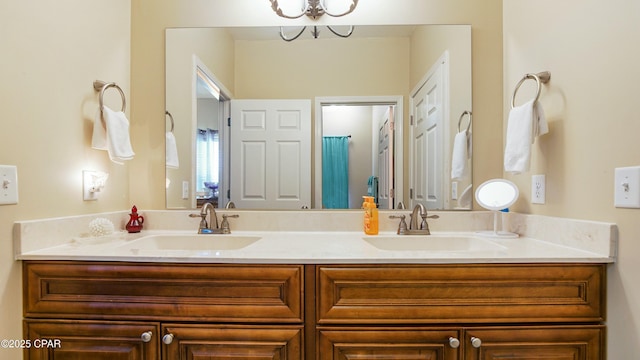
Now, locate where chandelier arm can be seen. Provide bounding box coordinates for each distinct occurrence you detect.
[317,0,359,17]
[326,25,354,38]
[279,26,307,42]
[270,0,307,19]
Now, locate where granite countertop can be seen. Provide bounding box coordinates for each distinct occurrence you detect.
[15,229,613,264]
[14,210,617,264]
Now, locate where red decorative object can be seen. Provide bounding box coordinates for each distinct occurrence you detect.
[125,205,144,233]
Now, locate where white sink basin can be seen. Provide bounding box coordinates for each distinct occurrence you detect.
[118,234,261,251]
[363,235,506,252]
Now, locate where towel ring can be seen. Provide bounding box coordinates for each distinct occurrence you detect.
[93,80,126,112]
[510,71,551,109]
[458,110,472,132]
[165,111,175,132]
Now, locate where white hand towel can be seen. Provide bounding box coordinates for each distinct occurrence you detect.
[504,100,548,174]
[165,131,180,169]
[451,130,471,180]
[92,105,135,164]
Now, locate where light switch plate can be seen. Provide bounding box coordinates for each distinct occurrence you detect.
[615,166,640,208]
[451,181,458,200]
[182,181,189,200]
[0,165,19,205]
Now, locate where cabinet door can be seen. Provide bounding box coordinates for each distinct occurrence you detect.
[161,324,303,360]
[318,327,460,360]
[464,326,604,360]
[24,320,159,360]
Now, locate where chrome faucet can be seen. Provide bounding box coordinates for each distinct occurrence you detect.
[390,204,439,235]
[409,204,425,231]
[201,202,218,231]
[189,202,238,234]
[410,204,439,235]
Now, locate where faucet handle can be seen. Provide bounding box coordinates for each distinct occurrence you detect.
[420,214,439,229]
[389,215,408,235]
[189,213,208,229]
[220,214,239,234]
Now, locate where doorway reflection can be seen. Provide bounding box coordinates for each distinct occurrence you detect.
[321,104,396,209]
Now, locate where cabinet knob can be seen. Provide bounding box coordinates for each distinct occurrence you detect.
[470,336,482,348]
[162,333,174,345]
[448,337,460,348]
[140,331,152,343]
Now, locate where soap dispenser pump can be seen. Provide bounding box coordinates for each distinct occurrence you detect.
[362,196,379,235]
[126,205,144,233]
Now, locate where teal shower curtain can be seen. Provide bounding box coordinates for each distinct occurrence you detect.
[322,136,349,209]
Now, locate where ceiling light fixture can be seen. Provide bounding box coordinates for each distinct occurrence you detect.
[270,0,358,19]
[270,0,358,41]
[279,25,354,41]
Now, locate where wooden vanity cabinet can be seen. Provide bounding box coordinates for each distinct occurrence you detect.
[23,261,304,360]
[315,264,606,360]
[23,261,606,360]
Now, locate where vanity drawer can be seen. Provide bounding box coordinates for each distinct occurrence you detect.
[317,264,605,324]
[24,261,303,323]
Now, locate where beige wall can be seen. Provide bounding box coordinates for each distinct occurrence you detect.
[503,0,640,356]
[0,0,131,357]
[235,37,409,99]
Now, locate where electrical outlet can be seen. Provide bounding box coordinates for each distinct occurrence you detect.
[532,174,545,204]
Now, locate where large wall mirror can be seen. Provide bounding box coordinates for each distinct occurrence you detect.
[165,24,472,211]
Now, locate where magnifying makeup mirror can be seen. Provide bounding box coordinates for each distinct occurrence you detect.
[475,179,519,238]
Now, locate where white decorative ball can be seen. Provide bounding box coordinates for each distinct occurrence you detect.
[88,218,115,237]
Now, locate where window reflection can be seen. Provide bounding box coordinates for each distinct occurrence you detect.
[196,128,219,207]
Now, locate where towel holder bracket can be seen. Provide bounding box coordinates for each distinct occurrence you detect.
[93,80,108,92]
[535,71,551,84]
[93,80,126,113]
[458,110,472,133]
[511,71,551,109]
[166,111,175,132]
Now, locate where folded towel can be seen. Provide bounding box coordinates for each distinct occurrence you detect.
[451,130,471,180]
[92,105,135,164]
[504,100,548,173]
[367,175,378,204]
[165,131,179,169]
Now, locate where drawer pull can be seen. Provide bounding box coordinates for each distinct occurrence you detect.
[448,337,460,348]
[470,336,482,348]
[140,331,152,343]
[162,333,174,345]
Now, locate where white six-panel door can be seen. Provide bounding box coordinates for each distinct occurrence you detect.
[230,99,311,209]
[377,106,394,209]
[410,56,447,210]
